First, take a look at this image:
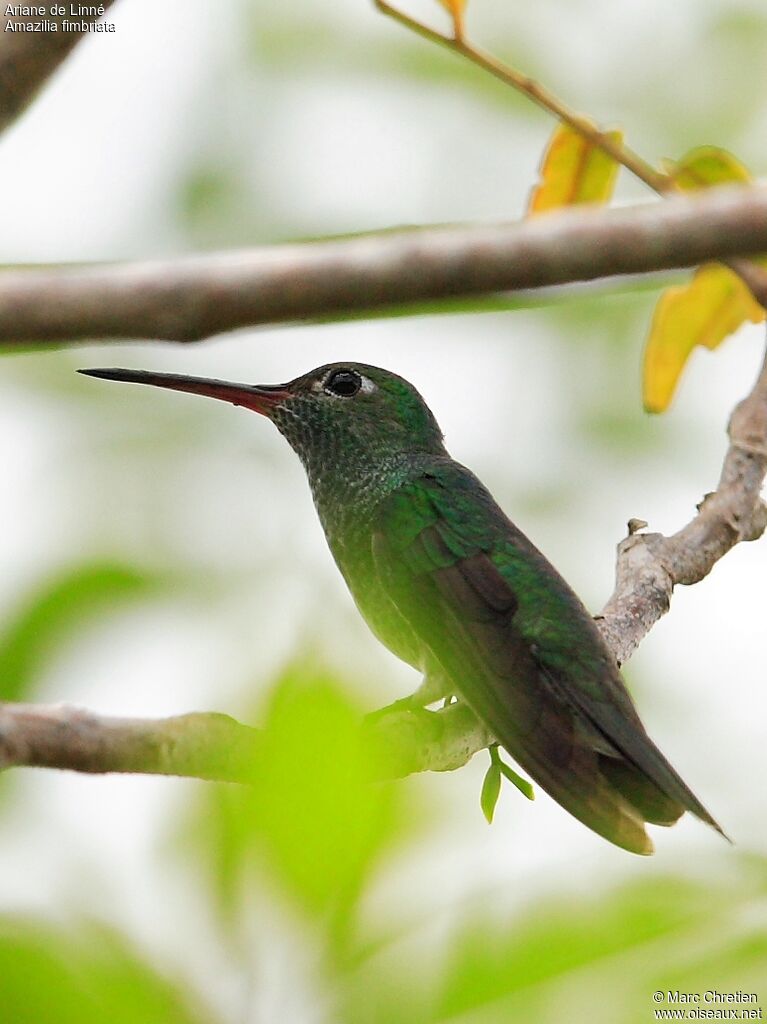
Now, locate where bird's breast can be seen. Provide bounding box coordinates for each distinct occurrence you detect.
[324,518,425,673]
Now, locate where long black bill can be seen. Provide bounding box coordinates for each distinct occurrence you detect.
[77,368,291,416]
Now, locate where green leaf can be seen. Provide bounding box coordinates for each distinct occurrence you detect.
[0,917,213,1024]
[436,875,734,1019]
[498,759,535,801]
[480,762,501,824]
[185,661,412,940]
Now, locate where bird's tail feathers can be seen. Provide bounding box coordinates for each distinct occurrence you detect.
[598,755,684,827]
[584,715,731,842]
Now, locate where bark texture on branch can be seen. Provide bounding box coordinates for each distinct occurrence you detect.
[0,3,117,135]
[1,184,767,346]
[0,700,492,782]
[598,347,767,664]
[0,703,259,781]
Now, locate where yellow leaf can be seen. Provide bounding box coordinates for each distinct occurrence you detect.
[643,264,765,413]
[664,146,752,190]
[435,0,467,38]
[529,122,623,214]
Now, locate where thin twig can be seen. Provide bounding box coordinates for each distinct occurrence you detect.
[374,0,669,192]
[373,1,767,303]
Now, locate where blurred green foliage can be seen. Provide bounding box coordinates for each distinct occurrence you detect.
[0,918,212,1024]
[180,667,767,1023]
[1,836,765,1024]
[338,861,767,1023]
[188,663,412,949]
[243,13,544,114]
[0,562,159,702]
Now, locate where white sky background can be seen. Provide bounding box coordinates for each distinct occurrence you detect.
[0,1,765,1020]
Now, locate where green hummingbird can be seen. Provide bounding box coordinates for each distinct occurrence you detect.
[79,361,725,855]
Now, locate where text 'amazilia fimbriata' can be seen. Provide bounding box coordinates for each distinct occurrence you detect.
[79,362,726,855]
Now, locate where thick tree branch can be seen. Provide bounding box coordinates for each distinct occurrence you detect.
[0,703,259,780]
[364,701,494,777]
[0,700,492,781]
[0,3,118,135]
[1,184,767,345]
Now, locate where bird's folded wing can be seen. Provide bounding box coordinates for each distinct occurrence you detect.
[372,479,656,853]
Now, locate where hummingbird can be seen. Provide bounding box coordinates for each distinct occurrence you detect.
[79,361,725,855]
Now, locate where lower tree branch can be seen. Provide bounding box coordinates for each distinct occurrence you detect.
[0,703,259,782]
[364,701,494,777]
[2,185,767,346]
[0,699,493,782]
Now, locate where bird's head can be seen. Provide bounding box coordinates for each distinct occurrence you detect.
[78,362,445,479]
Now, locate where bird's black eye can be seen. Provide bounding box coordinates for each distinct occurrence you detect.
[324,369,362,398]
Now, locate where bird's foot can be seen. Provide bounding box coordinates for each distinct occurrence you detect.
[413,671,451,707]
[367,694,422,722]
[369,671,450,722]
